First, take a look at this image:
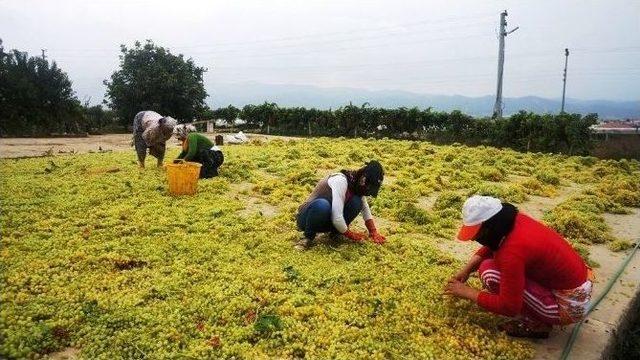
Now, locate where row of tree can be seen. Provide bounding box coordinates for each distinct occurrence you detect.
[209,103,598,155]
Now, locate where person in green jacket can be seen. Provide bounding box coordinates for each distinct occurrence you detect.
[174,125,224,178]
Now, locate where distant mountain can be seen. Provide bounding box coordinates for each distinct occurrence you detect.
[208,82,640,119]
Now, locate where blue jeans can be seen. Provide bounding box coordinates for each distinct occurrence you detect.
[296,196,363,240]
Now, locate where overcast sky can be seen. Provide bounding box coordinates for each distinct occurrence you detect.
[2,0,639,104]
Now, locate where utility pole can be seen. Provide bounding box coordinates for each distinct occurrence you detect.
[41,48,47,61]
[561,48,570,113]
[492,10,519,118]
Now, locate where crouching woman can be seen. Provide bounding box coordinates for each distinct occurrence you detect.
[295,160,386,250]
[174,125,224,178]
[444,195,593,338]
[132,110,177,168]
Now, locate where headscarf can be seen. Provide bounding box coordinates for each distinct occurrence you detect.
[474,203,519,250]
[158,117,177,140]
[173,123,197,140]
[340,160,384,197]
[142,116,177,146]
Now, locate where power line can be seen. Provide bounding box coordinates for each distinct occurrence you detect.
[47,13,498,52]
[190,23,494,55]
[47,22,496,59]
[49,32,497,61]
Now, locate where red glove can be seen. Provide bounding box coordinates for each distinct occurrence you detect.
[365,219,386,244]
[343,229,366,243]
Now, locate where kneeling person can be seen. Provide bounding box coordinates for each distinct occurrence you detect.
[444,195,593,338]
[296,161,386,250]
[174,126,224,178]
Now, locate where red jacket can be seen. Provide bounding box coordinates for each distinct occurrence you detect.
[476,213,588,317]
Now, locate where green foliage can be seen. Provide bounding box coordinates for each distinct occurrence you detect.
[211,105,240,126]
[232,106,599,155]
[104,40,208,125]
[82,104,121,133]
[0,45,85,136]
[253,315,284,337]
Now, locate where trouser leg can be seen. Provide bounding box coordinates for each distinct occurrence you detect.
[478,259,562,325]
[148,143,166,166]
[132,113,147,165]
[296,198,333,241]
[343,195,363,226]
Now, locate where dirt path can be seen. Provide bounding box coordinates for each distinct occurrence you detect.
[0,133,301,159]
[0,134,132,158]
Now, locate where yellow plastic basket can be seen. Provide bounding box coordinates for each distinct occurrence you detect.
[165,160,202,196]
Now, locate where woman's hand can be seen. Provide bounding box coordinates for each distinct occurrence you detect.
[444,279,479,301]
[453,269,470,283]
[370,231,386,244]
[343,229,366,242]
[365,219,385,244]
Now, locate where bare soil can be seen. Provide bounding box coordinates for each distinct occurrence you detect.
[517,183,581,219]
[0,133,299,159]
[45,347,79,360]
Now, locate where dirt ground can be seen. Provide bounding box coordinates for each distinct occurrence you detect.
[0,133,299,159]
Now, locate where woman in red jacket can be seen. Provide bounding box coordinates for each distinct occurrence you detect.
[444,195,593,338]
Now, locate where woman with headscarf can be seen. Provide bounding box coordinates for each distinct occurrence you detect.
[132,111,177,168]
[173,124,224,179]
[295,160,386,250]
[444,195,593,338]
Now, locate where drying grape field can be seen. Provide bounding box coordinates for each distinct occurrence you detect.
[1,136,638,359]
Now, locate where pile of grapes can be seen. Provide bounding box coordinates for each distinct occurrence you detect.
[1,137,637,358]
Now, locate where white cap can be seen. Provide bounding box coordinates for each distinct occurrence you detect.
[462,195,503,226]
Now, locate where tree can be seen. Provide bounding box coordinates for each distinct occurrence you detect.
[255,102,278,134]
[82,102,119,133]
[0,42,84,136]
[335,102,369,137]
[104,40,208,126]
[564,113,598,155]
[212,105,240,127]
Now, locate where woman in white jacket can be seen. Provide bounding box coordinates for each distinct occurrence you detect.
[295,161,386,250]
